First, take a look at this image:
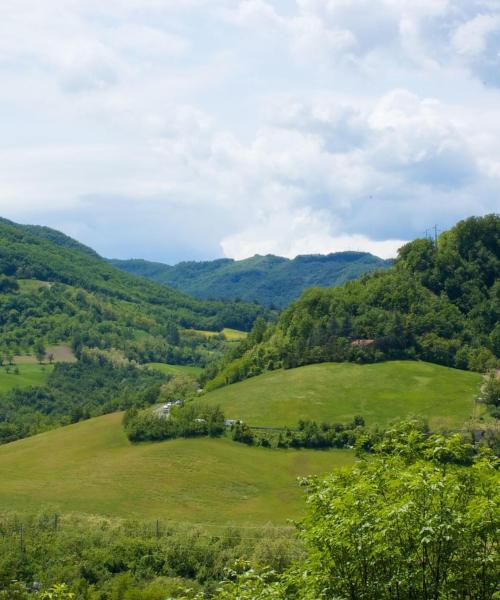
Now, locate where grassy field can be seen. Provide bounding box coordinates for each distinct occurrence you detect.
[204,361,483,430]
[0,364,53,394]
[146,363,203,378]
[183,328,247,341]
[0,412,354,524]
[222,328,248,341]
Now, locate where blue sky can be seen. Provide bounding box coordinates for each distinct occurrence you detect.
[0,0,499,262]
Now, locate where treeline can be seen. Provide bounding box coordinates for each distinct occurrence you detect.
[231,416,366,449]
[0,355,167,445]
[123,403,225,442]
[208,215,499,389]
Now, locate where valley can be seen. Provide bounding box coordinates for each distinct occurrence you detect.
[0,214,498,598]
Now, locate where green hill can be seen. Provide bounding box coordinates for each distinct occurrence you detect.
[204,361,483,430]
[210,215,499,388]
[110,251,391,309]
[0,217,269,364]
[0,412,354,524]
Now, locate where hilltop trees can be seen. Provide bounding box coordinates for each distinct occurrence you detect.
[208,215,499,389]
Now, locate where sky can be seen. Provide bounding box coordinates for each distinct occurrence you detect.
[0,0,499,263]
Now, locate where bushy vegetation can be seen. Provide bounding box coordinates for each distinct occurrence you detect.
[111,251,391,309]
[124,402,225,442]
[483,371,500,418]
[209,215,499,388]
[0,354,166,445]
[0,218,270,365]
[209,424,500,600]
[230,417,366,450]
[0,513,300,599]
[3,424,496,599]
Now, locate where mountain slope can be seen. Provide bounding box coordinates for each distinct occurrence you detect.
[209,215,499,386]
[0,218,269,363]
[110,251,392,308]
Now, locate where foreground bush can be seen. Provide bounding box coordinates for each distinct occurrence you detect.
[212,428,499,600]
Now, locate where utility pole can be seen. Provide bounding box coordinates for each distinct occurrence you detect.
[433,225,439,249]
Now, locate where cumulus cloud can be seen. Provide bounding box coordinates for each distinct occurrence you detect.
[452,14,500,57]
[220,206,406,259]
[0,0,499,263]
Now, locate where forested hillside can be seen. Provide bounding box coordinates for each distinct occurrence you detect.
[209,215,499,388]
[0,218,269,365]
[111,251,391,308]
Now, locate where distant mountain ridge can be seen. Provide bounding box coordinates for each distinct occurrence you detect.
[110,251,392,308]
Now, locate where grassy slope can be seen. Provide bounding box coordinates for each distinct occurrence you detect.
[0,412,354,524]
[0,364,53,394]
[184,328,247,341]
[147,363,203,378]
[204,361,483,430]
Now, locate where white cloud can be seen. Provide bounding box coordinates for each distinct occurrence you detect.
[0,1,499,263]
[452,14,500,57]
[221,206,406,259]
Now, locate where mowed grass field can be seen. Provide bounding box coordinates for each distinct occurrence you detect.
[146,363,203,378]
[0,412,354,524]
[0,364,53,394]
[204,361,483,430]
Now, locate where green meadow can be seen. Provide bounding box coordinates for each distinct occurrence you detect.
[204,361,483,430]
[0,412,354,524]
[0,364,53,394]
[221,328,248,341]
[183,328,247,341]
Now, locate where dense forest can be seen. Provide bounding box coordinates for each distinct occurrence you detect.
[208,215,499,389]
[110,251,391,308]
[0,218,270,365]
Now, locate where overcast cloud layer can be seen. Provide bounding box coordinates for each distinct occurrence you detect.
[0,0,499,262]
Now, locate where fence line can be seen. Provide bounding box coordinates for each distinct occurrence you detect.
[0,514,297,545]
